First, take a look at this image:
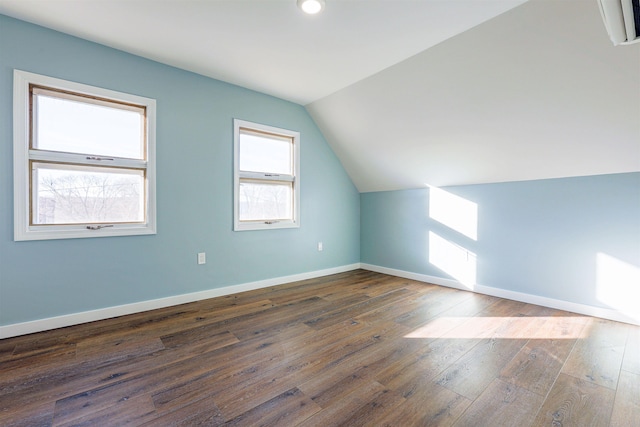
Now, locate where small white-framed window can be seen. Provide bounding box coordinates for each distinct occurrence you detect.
[13,70,156,241]
[234,119,300,231]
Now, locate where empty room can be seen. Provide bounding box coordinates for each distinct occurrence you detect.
[0,0,639,426]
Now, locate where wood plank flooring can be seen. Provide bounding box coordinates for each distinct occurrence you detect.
[0,270,638,426]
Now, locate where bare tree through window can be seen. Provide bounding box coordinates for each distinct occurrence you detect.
[239,182,292,221]
[35,168,143,224]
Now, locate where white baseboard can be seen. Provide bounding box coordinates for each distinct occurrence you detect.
[361,263,640,326]
[0,263,361,339]
[3,261,636,339]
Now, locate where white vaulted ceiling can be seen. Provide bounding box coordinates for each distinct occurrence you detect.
[1,0,638,191]
[0,0,527,105]
[307,0,640,191]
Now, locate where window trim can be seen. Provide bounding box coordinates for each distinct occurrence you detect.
[13,70,157,241]
[233,119,300,231]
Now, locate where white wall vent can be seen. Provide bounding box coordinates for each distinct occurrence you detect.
[598,0,640,45]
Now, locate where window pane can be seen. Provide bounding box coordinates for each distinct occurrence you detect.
[32,163,144,225]
[239,131,292,174]
[34,93,144,159]
[239,181,292,221]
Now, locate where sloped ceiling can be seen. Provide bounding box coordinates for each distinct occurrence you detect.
[307,0,640,191]
[0,0,527,105]
[0,0,638,192]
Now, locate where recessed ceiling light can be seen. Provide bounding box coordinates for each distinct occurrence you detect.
[297,0,325,15]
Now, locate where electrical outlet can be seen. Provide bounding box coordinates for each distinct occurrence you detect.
[317,242,323,251]
[197,252,206,264]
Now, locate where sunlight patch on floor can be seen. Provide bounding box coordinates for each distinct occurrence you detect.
[404,316,589,339]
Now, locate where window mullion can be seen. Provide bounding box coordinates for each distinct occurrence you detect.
[29,149,147,169]
[239,171,294,182]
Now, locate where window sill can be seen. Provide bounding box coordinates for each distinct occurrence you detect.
[234,220,299,232]
[15,224,156,241]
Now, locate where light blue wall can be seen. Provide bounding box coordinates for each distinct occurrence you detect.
[0,15,360,326]
[362,173,640,310]
[1,15,637,329]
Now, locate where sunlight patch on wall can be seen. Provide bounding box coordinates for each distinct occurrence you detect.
[429,231,477,289]
[596,252,640,323]
[404,316,589,339]
[428,185,478,240]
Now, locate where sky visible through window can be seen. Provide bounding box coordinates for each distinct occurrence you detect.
[239,132,292,175]
[35,94,144,159]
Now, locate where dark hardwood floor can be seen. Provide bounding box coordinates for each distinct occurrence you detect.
[0,270,638,426]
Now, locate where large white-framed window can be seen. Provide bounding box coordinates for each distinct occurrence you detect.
[234,119,300,231]
[13,70,156,241]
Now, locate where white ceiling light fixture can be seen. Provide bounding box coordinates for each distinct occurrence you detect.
[297,0,326,15]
